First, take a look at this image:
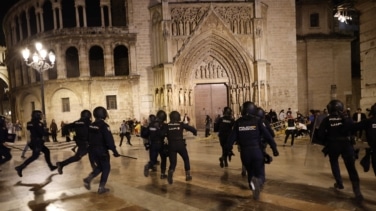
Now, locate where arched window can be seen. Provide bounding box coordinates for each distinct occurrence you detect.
[48,64,58,80]
[86,0,101,27]
[89,46,105,77]
[62,0,76,28]
[43,0,54,31]
[29,7,38,35]
[111,0,127,26]
[65,47,80,78]
[113,45,129,76]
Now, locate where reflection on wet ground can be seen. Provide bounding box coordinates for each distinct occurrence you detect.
[0,132,375,211]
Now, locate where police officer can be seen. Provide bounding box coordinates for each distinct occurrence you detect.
[0,116,11,167]
[56,110,94,174]
[83,106,120,194]
[355,103,376,175]
[318,100,363,202]
[15,110,57,177]
[142,110,168,179]
[163,111,197,184]
[226,101,279,200]
[215,107,235,168]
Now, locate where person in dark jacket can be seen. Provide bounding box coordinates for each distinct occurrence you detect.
[15,110,57,177]
[0,116,11,167]
[163,111,197,184]
[142,110,168,179]
[318,100,363,203]
[215,107,235,168]
[83,106,120,194]
[226,101,279,200]
[56,110,94,174]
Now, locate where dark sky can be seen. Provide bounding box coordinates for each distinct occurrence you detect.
[0,0,20,46]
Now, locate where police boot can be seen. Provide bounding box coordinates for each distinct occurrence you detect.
[98,185,110,194]
[83,174,94,190]
[160,173,167,179]
[56,162,63,175]
[352,181,364,203]
[224,157,228,167]
[167,170,174,184]
[219,156,224,168]
[143,163,150,177]
[185,171,192,181]
[250,177,261,200]
[15,165,24,177]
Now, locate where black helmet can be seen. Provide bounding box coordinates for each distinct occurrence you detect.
[149,114,156,123]
[81,109,92,119]
[255,107,265,119]
[223,107,232,116]
[0,116,6,125]
[31,110,43,121]
[370,103,376,116]
[169,111,181,122]
[326,100,344,115]
[156,110,167,122]
[93,106,108,120]
[241,101,257,117]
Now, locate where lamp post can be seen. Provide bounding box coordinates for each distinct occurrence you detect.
[22,42,55,124]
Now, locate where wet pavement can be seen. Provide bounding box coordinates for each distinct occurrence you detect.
[1,132,375,211]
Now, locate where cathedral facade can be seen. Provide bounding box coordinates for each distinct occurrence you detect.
[5,0,350,130]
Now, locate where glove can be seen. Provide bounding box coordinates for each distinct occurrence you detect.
[144,143,150,151]
[228,150,235,162]
[113,151,120,157]
[272,148,279,157]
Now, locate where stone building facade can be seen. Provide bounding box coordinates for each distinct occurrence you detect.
[2,0,359,131]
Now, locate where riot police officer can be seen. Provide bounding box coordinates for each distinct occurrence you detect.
[318,100,363,202]
[163,111,197,184]
[15,110,57,177]
[142,110,168,179]
[226,101,279,200]
[215,107,235,168]
[56,110,94,174]
[0,116,11,167]
[83,106,120,194]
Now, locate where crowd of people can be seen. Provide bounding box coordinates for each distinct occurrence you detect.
[0,100,375,204]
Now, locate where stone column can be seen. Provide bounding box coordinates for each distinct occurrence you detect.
[79,40,89,77]
[55,44,66,79]
[75,6,80,27]
[104,41,114,76]
[100,6,105,27]
[18,16,23,40]
[26,11,31,36]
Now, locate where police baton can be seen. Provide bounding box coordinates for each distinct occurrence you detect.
[118,154,137,159]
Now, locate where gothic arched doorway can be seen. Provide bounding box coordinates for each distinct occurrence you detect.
[194,83,228,130]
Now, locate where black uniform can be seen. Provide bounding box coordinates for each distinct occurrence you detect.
[0,118,11,166]
[318,112,363,201]
[164,121,197,184]
[226,115,278,200]
[15,119,56,177]
[56,117,94,174]
[355,115,376,175]
[142,119,168,178]
[83,119,119,194]
[216,115,235,167]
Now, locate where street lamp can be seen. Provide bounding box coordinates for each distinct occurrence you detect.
[22,42,55,124]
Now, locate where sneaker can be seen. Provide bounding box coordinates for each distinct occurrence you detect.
[160,174,167,179]
[250,177,261,200]
[143,164,149,177]
[83,178,91,190]
[15,166,23,177]
[167,170,174,184]
[98,187,110,194]
[56,162,63,174]
[334,182,344,190]
[219,157,224,168]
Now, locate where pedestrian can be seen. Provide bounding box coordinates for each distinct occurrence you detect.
[163,111,197,184]
[15,110,57,177]
[83,106,120,194]
[0,116,12,167]
[119,120,127,146]
[142,110,168,179]
[226,101,279,200]
[14,119,22,141]
[215,107,235,168]
[205,115,212,137]
[352,108,367,141]
[56,110,94,174]
[318,100,363,202]
[283,111,296,147]
[50,119,58,142]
